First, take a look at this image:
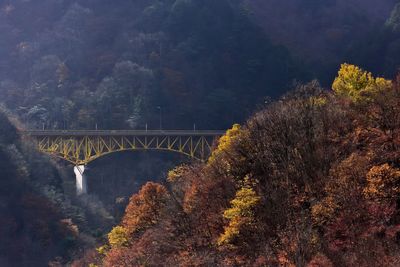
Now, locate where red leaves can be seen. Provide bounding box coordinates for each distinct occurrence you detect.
[307,253,334,267]
[95,80,400,266]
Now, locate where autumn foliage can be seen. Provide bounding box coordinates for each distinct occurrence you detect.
[79,65,400,266]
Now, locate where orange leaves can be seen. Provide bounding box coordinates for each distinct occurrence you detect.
[313,153,371,224]
[103,247,138,267]
[122,182,169,235]
[95,71,400,266]
[307,253,334,267]
[311,196,339,226]
[364,164,400,201]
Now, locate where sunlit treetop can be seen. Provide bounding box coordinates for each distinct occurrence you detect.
[107,226,129,248]
[332,63,391,103]
[208,123,242,164]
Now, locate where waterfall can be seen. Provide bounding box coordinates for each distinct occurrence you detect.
[74,165,87,195]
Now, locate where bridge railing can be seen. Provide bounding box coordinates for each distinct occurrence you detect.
[23,130,226,137]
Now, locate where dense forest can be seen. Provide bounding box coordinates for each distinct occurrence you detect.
[0,0,399,266]
[75,64,400,266]
[2,0,399,131]
[0,110,76,266]
[0,0,305,130]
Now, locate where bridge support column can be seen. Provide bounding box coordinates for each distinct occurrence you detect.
[73,165,87,195]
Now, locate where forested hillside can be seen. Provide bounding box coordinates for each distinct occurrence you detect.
[0,0,311,234]
[0,0,307,131]
[1,0,399,130]
[246,0,398,80]
[0,110,78,266]
[0,0,400,266]
[75,65,400,266]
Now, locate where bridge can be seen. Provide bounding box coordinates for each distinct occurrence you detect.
[23,130,225,165]
[23,130,225,195]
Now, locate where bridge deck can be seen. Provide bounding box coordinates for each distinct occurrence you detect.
[23,130,226,137]
[23,130,225,164]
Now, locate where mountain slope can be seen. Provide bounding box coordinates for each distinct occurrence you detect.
[0,110,77,266]
[78,66,400,266]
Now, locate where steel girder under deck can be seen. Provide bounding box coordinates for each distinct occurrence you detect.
[23,130,225,165]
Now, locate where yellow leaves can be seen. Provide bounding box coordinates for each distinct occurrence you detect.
[167,165,188,183]
[363,164,400,201]
[208,123,243,165]
[207,124,250,182]
[309,96,327,107]
[224,187,260,219]
[375,77,392,88]
[107,226,129,248]
[218,219,241,246]
[96,245,109,255]
[218,124,242,149]
[217,183,260,246]
[333,63,373,93]
[332,63,391,103]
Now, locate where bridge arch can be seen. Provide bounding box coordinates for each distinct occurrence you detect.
[23,130,224,165]
[49,147,206,165]
[23,130,224,195]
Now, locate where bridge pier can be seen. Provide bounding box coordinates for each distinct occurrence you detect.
[24,130,225,196]
[73,165,87,195]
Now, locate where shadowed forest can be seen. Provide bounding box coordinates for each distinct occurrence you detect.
[0,0,399,266]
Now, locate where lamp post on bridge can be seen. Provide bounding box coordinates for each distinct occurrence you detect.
[157,106,162,130]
